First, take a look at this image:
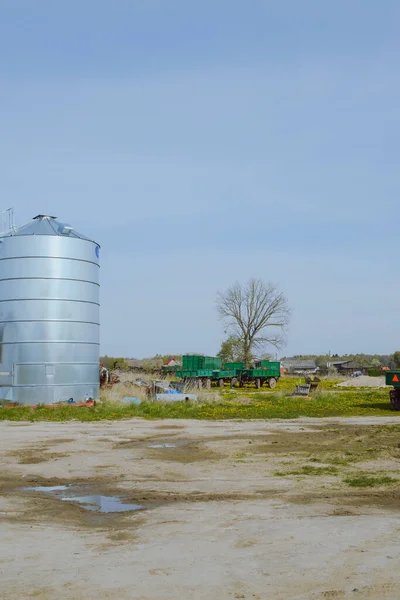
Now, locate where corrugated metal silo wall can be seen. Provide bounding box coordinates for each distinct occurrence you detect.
[0,235,100,405]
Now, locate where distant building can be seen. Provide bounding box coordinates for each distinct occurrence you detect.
[281,359,318,374]
[330,360,370,375]
[163,358,180,367]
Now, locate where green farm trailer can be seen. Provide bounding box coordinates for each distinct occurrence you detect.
[386,371,400,409]
[181,355,222,370]
[175,356,222,388]
[176,356,282,389]
[240,361,281,389]
[175,369,216,388]
[213,361,281,389]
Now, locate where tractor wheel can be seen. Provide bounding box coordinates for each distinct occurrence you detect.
[268,377,277,389]
[255,378,261,389]
[231,378,238,388]
[390,389,400,410]
[205,378,211,389]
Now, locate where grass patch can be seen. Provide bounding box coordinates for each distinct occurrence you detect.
[344,475,398,488]
[267,377,341,393]
[275,465,339,477]
[324,456,354,466]
[307,449,380,467]
[0,383,396,422]
[308,455,352,466]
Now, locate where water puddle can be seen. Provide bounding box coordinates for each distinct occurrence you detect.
[146,440,195,449]
[147,443,178,449]
[61,495,145,513]
[24,485,69,493]
[24,486,146,513]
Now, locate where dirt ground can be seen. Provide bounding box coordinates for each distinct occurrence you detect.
[2,417,400,600]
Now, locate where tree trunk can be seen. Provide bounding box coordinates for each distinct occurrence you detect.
[244,338,252,367]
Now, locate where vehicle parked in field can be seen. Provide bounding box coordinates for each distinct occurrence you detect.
[351,371,362,377]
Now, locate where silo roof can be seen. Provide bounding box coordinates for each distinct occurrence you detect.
[0,215,99,245]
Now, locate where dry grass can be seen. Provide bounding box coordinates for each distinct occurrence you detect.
[192,390,221,403]
[101,383,222,405]
[101,384,149,403]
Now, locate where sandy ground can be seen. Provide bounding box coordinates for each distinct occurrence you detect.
[1,417,400,600]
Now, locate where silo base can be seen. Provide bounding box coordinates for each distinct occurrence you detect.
[0,384,100,406]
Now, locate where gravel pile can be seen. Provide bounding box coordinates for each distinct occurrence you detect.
[337,376,386,388]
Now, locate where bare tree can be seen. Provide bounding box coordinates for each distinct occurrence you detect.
[217,279,290,367]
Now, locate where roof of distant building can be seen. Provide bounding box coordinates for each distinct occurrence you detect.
[281,359,317,369]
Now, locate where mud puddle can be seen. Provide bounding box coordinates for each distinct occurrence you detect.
[61,495,145,513]
[24,485,69,493]
[24,485,147,513]
[147,441,193,449]
[148,443,178,448]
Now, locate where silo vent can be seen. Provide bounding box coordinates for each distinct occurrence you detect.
[59,224,74,236]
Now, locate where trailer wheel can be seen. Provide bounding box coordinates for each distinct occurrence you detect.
[197,379,203,390]
[231,377,238,388]
[255,378,261,389]
[268,377,277,389]
[205,378,211,389]
[219,379,224,388]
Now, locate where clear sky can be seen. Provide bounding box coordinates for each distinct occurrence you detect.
[1,1,400,358]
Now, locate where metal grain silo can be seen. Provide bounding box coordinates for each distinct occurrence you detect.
[0,215,100,405]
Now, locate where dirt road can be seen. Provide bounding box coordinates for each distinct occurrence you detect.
[1,416,400,600]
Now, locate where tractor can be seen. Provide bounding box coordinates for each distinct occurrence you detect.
[386,371,400,409]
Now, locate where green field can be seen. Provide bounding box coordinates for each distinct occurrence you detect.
[0,379,395,422]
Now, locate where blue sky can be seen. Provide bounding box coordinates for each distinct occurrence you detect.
[1,1,400,358]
